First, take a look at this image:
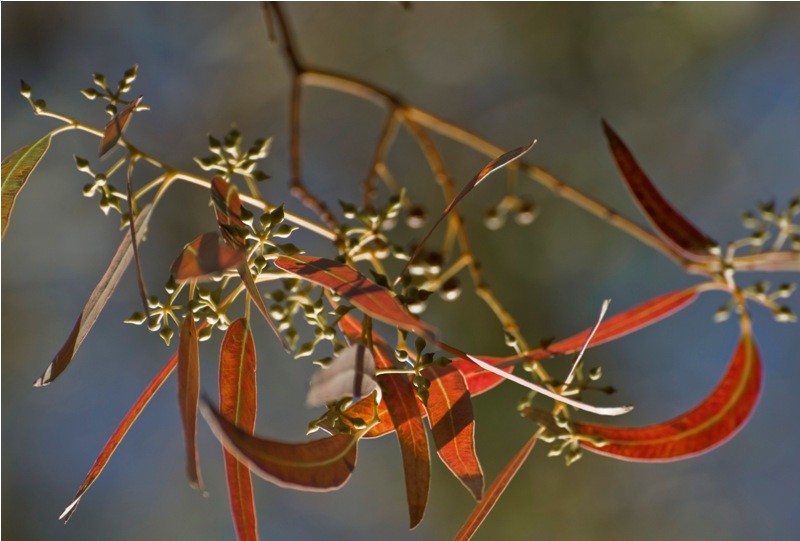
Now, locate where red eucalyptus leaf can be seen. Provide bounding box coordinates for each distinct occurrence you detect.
[178,315,203,490]
[399,141,535,281]
[275,255,436,340]
[454,433,540,541]
[219,319,259,541]
[200,399,359,492]
[59,331,198,522]
[422,365,483,501]
[575,320,762,461]
[211,176,248,250]
[602,121,715,261]
[99,96,143,158]
[450,356,513,396]
[2,132,52,237]
[170,232,246,281]
[35,204,153,387]
[237,264,288,351]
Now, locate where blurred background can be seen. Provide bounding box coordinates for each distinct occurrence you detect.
[3,3,800,540]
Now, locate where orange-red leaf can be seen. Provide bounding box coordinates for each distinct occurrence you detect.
[454,433,540,541]
[275,255,436,339]
[575,324,762,461]
[59,336,191,522]
[449,356,512,396]
[170,232,246,282]
[238,264,288,351]
[35,204,153,387]
[178,315,203,490]
[211,176,248,250]
[422,365,483,501]
[99,96,143,157]
[201,400,359,491]
[602,121,715,261]
[219,319,259,541]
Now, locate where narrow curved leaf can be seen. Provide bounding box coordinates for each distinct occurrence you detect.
[422,365,483,501]
[99,96,143,157]
[178,315,203,490]
[2,132,52,237]
[200,399,359,491]
[449,356,513,396]
[170,232,246,281]
[602,121,714,261]
[60,341,187,522]
[574,324,762,461]
[211,176,248,250]
[238,263,289,351]
[35,204,153,387]
[399,141,535,280]
[219,319,259,541]
[306,344,380,407]
[732,250,800,272]
[454,433,539,541]
[275,255,437,340]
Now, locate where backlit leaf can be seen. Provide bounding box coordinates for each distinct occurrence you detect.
[422,365,483,501]
[449,356,513,396]
[178,314,203,490]
[602,121,714,261]
[219,319,259,541]
[454,433,540,541]
[99,96,143,157]
[34,204,153,387]
[211,176,248,250]
[399,141,535,279]
[573,320,762,461]
[275,255,437,340]
[2,132,52,237]
[237,264,289,351]
[306,344,380,407]
[200,399,359,491]
[170,232,246,281]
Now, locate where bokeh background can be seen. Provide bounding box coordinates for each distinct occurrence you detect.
[3,3,800,540]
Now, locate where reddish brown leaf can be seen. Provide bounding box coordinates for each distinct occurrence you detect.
[99,96,143,157]
[399,141,535,280]
[422,365,483,501]
[178,315,203,490]
[211,176,248,250]
[454,433,540,541]
[60,336,193,522]
[574,322,762,461]
[35,204,153,387]
[201,399,359,491]
[382,370,430,528]
[237,263,289,351]
[275,255,437,340]
[602,121,715,261]
[219,319,259,541]
[449,356,513,396]
[2,132,52,238]
[170,232,246,282]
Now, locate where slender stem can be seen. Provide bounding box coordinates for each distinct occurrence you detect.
[363,109,400,208]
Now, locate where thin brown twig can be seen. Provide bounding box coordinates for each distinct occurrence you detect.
[363,109,400,208]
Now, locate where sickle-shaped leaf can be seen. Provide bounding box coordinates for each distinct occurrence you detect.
[422,365,483,501]
[275,255,437,340]
[219,319,259,541]
[34,204,153,387]
[602,121,714,261]
[178,315,203,491]
[2,132,52,237]
[454,433,540,541]
[200,399,359,491]
[398,141,535,281]
[59,339,189,522]
[449,356,513,396]
[211,176,248,250]
[237,263,289,352]
[99,96,143,158]
[170,232,247,281]
[573,321,762,461]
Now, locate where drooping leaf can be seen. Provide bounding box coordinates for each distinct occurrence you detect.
[602,121,715,261]
[99,96,143,157]
[60,340,188,522]
[306,344,381,407]
[572,320,762,461]
[200,399,359,491]
[35,204,153,387]
[2,132,52,237]
[399,141,535,280]
[124,159,150,314]
[178,314,203,490]
[275,255,437,340]
[422,365,483,501]
[219,319,259,541]
[211,176,248,250]
[382,371,431,528]
[454,433,540,541]
[170,232,246,281]
[237,263,289,351]
[449,356,513,396]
